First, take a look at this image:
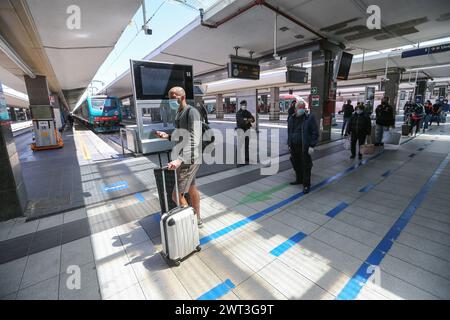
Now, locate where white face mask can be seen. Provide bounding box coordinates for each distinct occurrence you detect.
[241,105,247,110]
[356,109,363,114]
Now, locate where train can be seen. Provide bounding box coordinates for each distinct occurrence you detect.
[73,95,122,133]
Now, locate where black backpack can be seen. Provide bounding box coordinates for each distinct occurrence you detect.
[187,107,215,151]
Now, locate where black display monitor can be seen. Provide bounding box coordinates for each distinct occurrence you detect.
[337,52,353,80]
[132,61,194,100]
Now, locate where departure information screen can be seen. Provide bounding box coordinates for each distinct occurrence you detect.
[132,61,193,101]
[141,67,185,97]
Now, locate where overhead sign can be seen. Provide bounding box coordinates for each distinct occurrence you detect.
[227,56,260,80]
[286,66,308,84]
[401,42,450,58]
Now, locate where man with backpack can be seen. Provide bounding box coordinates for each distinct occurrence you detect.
[155,86,204,226]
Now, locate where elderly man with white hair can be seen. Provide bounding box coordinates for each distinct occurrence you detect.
[287,99,319,194]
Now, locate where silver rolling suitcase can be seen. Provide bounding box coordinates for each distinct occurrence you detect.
[159,167,201,266]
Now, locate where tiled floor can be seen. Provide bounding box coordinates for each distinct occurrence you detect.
[1,122,450,300]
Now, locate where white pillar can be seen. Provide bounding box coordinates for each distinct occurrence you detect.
[269,87,280,121]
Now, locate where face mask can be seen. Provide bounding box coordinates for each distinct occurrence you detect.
[241,106,247,110]
[356,109,363,114]
[169,99,180,110]
[297,109,305,116]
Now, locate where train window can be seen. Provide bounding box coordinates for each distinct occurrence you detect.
[91,99,105,110]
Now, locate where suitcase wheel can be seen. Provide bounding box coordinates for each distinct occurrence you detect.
[174,260,181,267]
[196,245,201,252]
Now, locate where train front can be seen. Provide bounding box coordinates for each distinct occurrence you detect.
[90,97,122,133]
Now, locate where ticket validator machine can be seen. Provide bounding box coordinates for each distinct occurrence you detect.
[127,60,194,154]
[30,105,64,151]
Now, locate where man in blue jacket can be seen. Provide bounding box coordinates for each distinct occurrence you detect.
[287,100,319,194]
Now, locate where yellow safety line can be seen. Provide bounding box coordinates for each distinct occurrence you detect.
[75,130,91,160]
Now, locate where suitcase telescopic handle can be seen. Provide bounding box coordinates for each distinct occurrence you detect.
[160,166,180,208]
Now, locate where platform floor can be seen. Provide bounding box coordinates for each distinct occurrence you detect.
[1,121,449,300]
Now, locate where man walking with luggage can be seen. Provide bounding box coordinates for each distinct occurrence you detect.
[341,99,354,136]
[348,104,372,160]
[155,86,204,226]
[236,100,255,165]
[374,96,395,146]
[287,100,319,194]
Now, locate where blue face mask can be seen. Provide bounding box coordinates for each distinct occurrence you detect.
[169,99,180,111]
[297,109,305,116]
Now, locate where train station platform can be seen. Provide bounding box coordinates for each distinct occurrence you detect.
[0,121,449,300]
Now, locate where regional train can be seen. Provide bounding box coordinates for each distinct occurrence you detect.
[73,95,122,133]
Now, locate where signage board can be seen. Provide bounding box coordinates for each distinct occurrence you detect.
[401,42,450,58]
[227,56,260,80]
[312,95,320,107]
[286,66,308,84]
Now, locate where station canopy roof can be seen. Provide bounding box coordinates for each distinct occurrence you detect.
[0,0,141,109]
[102,0,450,98]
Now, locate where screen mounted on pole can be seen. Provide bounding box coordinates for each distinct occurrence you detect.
[131,61,194,100]
[337,52,353,80]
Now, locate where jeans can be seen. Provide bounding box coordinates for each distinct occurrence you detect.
[375,124,390,144]
[342,117,351,135]
[422,114,431,129]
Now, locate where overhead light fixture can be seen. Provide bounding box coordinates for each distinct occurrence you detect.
[406,64,450,72]
[0,34,35,78]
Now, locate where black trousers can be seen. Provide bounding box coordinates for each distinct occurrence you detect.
[244,135,250,163]
[351,133,366,156]
[290,144,312,187]
[409,119,421,135]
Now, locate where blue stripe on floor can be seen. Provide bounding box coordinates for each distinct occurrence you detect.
[381,170,391,177]
[102,181,129,192]
[336,152,450,300]
[135,193,145,202]
[359,183,375,193]
[326,202,349,218]
[197,279,236,300]
[199,152,384,246]
[270,232,307,257]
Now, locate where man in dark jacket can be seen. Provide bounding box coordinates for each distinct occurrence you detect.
[431,98,443,126]
[374,96,395,146]
[287,100,319,194]
[236,100,255,164]
[348,104,371,160]
[341,100,354,136]
[423,100,433,131]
